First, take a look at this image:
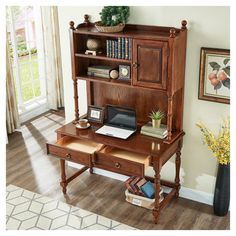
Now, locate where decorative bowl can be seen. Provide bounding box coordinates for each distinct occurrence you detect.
[95,21,125,33]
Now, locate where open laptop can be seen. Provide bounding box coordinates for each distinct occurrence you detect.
[95,105,137,139]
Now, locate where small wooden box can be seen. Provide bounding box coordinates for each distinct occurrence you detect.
[125,189,163,210]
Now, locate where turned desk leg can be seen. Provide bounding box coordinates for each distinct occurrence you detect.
[152,158,162,224]
[175,140,183,198]
[60,159,67,194]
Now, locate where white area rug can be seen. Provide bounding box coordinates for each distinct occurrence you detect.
[6,185,136,230]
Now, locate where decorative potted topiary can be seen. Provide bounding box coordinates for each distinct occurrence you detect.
[149,110,165,129]
[95,6,130,33]
[196,118,230,216]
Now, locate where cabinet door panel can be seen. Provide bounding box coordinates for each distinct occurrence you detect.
[132,39,168,89]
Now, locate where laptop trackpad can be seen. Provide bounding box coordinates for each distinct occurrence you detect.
[95,125,135,139]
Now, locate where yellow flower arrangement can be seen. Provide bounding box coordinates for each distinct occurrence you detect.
[196,118,230,165]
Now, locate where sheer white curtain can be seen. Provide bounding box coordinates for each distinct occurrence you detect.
[6,42,20,134]
[41,6,64,110]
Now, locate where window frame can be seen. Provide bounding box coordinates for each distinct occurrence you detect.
[7,6,47,120]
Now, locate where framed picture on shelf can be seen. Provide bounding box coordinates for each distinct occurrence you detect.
[199,47,230,104]
[87,105,105,123]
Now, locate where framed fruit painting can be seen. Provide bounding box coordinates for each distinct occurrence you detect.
[199,47,230,104]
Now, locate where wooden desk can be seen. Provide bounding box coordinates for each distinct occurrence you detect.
[46,16,187,224]
[47,122,184,223]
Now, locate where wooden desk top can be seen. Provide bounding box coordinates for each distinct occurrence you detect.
[56,123,184,161]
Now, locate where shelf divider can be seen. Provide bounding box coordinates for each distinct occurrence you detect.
[75,53,131,63]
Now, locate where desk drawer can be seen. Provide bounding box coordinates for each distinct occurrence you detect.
[95,146,150,177]
[47,136,104,165]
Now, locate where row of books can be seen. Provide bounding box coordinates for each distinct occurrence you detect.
[87,65,115,79]
[106,38,132,60]
[141,122,168,139]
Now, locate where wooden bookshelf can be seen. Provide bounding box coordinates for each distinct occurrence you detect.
[47,15,188,224]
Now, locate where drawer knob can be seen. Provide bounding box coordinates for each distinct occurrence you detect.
[66,153,71,159]
[115,162,121,168]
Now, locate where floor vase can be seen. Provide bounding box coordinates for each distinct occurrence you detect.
[213,164,230,216]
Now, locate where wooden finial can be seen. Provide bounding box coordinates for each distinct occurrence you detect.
[181,20,187,30]
[84,14,90,26]
[170,28,176,38]
[75,14,92,29]
[69,21,75,30]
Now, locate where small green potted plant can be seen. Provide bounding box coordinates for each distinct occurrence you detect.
[149,110,165,128]
[95,6,130,33]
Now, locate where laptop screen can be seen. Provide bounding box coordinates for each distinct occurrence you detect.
[107,105,136,130]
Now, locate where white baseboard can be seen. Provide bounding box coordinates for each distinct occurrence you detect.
[162,185,213,206]
[68,162,213,206]
[180,186,213,205]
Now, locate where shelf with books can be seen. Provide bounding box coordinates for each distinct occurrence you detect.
[74,33,132,62]
[75,53,131,63]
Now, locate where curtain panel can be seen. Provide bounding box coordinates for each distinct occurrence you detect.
[6,42,20,134]
[41,6,64,110]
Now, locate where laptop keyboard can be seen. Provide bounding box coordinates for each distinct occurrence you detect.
[95,125,135,139]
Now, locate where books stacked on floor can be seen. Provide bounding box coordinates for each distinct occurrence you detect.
[141,122,168,139]
[125,176,163,199]
[87,65,116,79]
[106,37,132,60]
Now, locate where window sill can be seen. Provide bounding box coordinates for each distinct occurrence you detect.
[19,97,49,123]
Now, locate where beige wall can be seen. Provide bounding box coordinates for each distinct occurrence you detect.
[58,6,230,195]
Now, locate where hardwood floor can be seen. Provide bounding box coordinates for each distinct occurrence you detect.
[6,110,230,230]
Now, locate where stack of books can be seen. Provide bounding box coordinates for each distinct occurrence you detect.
[106,37,132,60]
[125,176,147,197]
[141,122,168,139]
[87,65,115,79]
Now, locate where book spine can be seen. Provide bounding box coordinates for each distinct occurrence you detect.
[130,177,142,195]
[112,40,115,58]
[136,178,147,189]
[115,41,118,58]
[125,178,136,194]
[128,38,132,60]
[141,127,168,135]
[109,40,112,57]
[141,130,167,139]
[125,38,129,60]
[121,38,125,59]
[118,37,121,59]
[88,68,110,75]
[106,40,109,57]
[87,71,110,79]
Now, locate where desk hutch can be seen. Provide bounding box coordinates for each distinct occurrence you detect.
[46,15,188,224]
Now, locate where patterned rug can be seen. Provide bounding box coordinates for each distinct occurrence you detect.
[6,185,136,230]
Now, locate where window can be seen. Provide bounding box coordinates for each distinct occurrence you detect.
[6,6,47,121]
